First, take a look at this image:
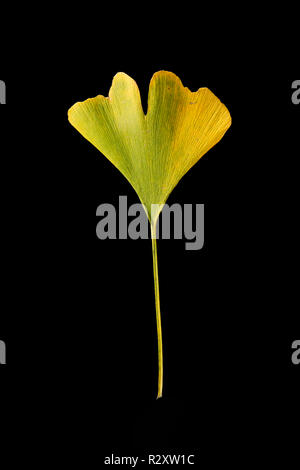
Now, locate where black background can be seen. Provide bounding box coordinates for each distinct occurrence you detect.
[0,20,299,467]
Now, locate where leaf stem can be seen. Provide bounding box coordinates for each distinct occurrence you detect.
[151,222,163,399]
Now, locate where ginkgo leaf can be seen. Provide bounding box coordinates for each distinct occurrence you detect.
[68,71,232,398]
[68,71,231,222]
